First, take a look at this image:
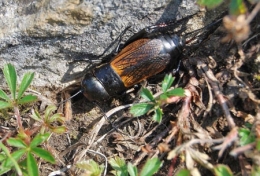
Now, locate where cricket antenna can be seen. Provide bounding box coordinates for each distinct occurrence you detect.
[184,17,223,45]
[57,89,83,105]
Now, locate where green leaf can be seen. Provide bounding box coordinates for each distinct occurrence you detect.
[0,89,11,102]
[130,103,154,117]
[109,156,126,169]
[166,88,185,97]
[140,157,162,176]
[244,122,253,129]
[11,149,26,161]
[252,165,260,176]
[238,128,255,146]
[256,139,260,151]
[30,110,42,122]
[3,64,17,100]
[31,147,55,164]
[0,100,13,109]
[17,94,37,105]
[140,88,154,101]
[109,156,128,176]
[197,0,223,9]
[159,93,168,100]
[0,141,25,175]
[48,113,65,123]
[3,149,26,168]
[176,169,191,176]
[27,152,39,176]
[213,164,233,176]
[152,108,163,123]
[229,0,247,15]
[162,74,174,92]
[18,158,28,173]
[50,126,67,134]
[30,133,50,147]
[127,162,138,176]
[44,105,57,120]
[0,152,6,162]
[0,147,25,176]
[76,160,104,176]
[7,138,27,148]
[0,167,11,175]
[17,72,34,100]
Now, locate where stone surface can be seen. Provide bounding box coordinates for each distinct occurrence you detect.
[0,0,224,92]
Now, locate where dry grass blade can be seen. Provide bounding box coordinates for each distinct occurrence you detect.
[73,104,132,164]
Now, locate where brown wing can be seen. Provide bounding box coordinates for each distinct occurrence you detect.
[110,38,170,87]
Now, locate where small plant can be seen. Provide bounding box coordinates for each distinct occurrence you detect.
[197,0,248,13]
[0,63,65,176]
[197,0,223,9]
[76,156,162,176]
[109,156,161,176]
[0,63,37,132]
[130,74,185,122]
[230,125,260,175]
[0,133,55,175]
[109,156,128,176]
[77,159,105,176]
[238,125,256,146]
[0,64,37,109]
[197,0,259,44]
[176,165,233,176]
[31,105,67,134]
[167,140,234,176]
